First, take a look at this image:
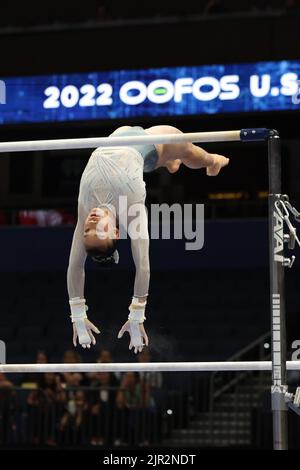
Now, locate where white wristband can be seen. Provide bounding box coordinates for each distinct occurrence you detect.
[128,297,146,323]
[69,297,88,323]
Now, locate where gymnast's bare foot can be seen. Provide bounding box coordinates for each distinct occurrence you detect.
[206,154,229,176]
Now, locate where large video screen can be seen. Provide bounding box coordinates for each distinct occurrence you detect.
[0,60,299,125]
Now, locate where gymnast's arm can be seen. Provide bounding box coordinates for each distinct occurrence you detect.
[130,204,150,301]
[117,205,150,353]
[67,205,100,349]
[67,204,87,299]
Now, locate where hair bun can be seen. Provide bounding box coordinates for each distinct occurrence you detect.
[92,249,119,268]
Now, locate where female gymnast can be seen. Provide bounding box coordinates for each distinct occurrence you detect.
[67,125,229,354]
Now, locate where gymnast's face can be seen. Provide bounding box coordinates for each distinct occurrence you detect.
[83,207,119,252]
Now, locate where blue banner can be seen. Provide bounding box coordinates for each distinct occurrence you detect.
[0,60,300,125]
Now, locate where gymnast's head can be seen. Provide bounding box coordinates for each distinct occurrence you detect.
[83,207,119,265]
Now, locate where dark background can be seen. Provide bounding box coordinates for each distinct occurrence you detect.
[1,0,300,451]
[1,1,300,218]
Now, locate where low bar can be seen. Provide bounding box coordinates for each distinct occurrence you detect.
[0,361,300,373]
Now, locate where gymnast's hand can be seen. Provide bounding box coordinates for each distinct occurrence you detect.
[118,320,149,354]
[73,318,100,349]
[69,297,100,349]
[117,297,149,354]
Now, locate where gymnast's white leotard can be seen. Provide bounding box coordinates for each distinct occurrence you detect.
[67,144,150,301]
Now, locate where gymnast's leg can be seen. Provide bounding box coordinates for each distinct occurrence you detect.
[180,144,229,176]
[164,146,229,176]
[145,125,229,175]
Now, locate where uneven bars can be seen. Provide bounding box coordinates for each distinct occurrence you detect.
[1,361,300,373]
[0,128,272,153]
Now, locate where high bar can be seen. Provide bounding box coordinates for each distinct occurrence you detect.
[0,360,299,373]
[0,128,273,153]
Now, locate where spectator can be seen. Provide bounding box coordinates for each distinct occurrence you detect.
[36,351,48,363]
[96,1,110,21]
[63,372,83,388]
[90,371,118,446]
[97,348,121,382]
[137,349,163,445]
[97,349,113,363]
[60,390,89,445]
[87,348,120,383]
[63,372,84,419]
[115,372,151,446]
[63,350,81,363]
[20,350,49,388]
[26,373,65,446]
[61,349,88,387]
[116,372,147,408]
[0,373,15,445]
[203,0,227,15]
[137,348,163,390]
[0,373,13,388]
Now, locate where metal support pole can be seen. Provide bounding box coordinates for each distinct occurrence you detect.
[268,131,288,450]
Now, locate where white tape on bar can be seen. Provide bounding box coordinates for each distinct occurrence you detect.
[0,361,299,373]
[0,131,241,153]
